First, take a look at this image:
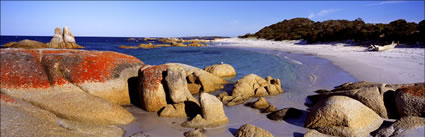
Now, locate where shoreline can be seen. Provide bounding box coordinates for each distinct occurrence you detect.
[215,38,425,84]
[121,45,357,137]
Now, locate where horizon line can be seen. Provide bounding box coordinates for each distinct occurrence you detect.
[0,35,234,38]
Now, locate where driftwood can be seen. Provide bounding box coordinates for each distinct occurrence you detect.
[368,42,397,51]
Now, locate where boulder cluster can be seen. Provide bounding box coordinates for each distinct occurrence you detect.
[304,81,425,137]
[3,27,84,49]
[218,74,284,106]
[137,63,229,128]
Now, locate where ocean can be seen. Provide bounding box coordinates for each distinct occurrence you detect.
[1,36,357,136]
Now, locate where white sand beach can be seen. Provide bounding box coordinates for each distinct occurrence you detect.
[216,38,425,84]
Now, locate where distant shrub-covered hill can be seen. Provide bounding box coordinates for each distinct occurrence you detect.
[240,18,425,45]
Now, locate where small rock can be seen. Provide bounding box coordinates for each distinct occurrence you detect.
[249,97,277,113]
[159,103,187,118]
[183,128,207,137]
[235,124,274,137]
[303,129,337,137]
[181,92,228,128]
[129,132,151,137]
[267,108,303,121]
[252,97,270,109]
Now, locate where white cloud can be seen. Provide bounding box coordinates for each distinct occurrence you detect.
[308,9,340,19]
[366,1,405,6]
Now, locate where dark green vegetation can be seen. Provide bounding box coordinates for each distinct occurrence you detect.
[240,18,425,45]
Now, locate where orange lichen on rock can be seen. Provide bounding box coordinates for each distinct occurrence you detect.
[399,83,425,97]
[139,65,169,91]
[0,94,17,104]
[0,50,51,89]
[1,49,143,88]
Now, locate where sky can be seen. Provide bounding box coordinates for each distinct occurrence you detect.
[1,1,424,37]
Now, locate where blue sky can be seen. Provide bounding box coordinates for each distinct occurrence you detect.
[1,1,424,37]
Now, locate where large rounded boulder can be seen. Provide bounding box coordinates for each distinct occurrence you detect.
[1,49,144,104]
[305,96,383,137]
[204,64,236,78]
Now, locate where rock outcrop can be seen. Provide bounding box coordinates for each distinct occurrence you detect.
[47,26,84,48]
[182,92,229,128]
[305,96,383,137]
[0,49,144,136]
[395,84,425,117]
[0,93,125,137]
[204,64,236,78]
[166,63,227,94]
[138,64,198,112]
[0,49,144,133]
[21,91,134,125]
[4,39,48,48]
[235,124,274,137]
[1,49,143,104]
[219,74,283,106]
